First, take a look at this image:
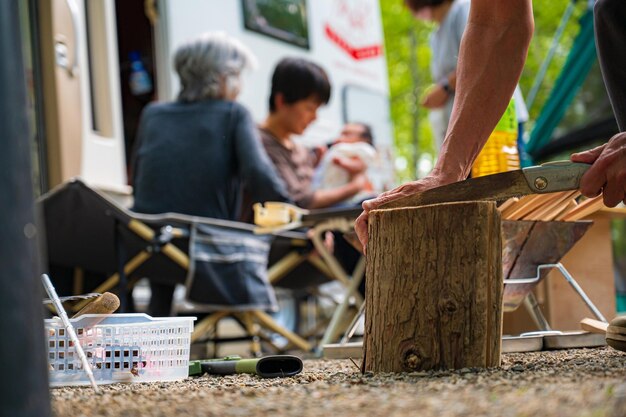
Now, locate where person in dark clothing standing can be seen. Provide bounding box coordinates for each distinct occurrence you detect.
[356,0,626,248]
[131,32,289,315]
[571,0,626,208]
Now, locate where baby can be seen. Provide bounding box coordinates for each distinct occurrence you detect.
[314,122,380,204]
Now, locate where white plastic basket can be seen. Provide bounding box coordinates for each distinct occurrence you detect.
[45,313,196,386]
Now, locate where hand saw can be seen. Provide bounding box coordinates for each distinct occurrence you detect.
[379,161,590,210]
[253,161,590,234]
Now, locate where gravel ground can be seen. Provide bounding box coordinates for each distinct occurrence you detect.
[51,347,626,417]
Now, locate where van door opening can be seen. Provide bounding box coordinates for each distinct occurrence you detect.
[114,0,157,182]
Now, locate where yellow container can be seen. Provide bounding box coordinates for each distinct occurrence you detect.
[471,99,520,178]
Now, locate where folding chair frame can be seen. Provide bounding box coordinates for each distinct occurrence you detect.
[308,217,365,350]
[41,180,313,355]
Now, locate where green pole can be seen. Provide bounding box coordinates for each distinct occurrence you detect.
[527,10,597,157]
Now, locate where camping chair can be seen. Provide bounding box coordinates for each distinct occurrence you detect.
[253,203,367,351]
[39,178,314,356]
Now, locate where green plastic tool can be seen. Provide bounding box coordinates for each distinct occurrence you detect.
[189,355,303,378]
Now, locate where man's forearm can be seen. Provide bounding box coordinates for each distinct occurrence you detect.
[434,0,533,182]
[354,0,534,249]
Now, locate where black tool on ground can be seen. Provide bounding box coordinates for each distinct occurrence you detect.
[189,355,303,378]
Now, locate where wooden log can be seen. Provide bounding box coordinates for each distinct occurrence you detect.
[364,201,502,373]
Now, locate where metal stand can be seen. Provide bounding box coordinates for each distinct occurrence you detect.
[309,217,365,354]
[523,292,553,331]
[504,262,608,331]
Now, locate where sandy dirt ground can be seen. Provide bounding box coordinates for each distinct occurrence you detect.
[51,347,626,417]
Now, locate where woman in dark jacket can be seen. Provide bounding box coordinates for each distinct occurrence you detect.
[131,32,288,315]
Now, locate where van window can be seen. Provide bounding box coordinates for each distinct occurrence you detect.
[241,0,309,49]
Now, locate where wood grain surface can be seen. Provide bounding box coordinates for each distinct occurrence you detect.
[363,201,502,372]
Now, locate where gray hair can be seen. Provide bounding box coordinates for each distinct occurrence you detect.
[174,32,257,102]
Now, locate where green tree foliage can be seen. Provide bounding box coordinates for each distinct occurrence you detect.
[380,0,591,182]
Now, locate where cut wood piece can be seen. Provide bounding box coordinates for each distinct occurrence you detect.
[498,197,519,214]
[562,195,605,221]
[579,318,608,334]
[501,194,538,220]
[503,194,544,220]
[525,191,579,221]
[520,193,565,220]
[500,197,522,219]
[521,192,563,220]
[543,191,581,221]
[555,199,579,221]
[364,201,502,373]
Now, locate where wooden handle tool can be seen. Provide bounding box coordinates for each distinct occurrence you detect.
[72,292,120,318]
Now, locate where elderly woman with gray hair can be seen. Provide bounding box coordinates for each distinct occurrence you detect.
[131,32,289,316]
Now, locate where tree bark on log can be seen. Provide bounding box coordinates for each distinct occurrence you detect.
[363,201,502,373]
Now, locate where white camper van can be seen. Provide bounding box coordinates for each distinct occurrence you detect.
[40,0,394,195]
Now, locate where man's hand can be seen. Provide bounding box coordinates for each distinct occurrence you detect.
[421,84,449,109]
[354,173,454,251]
[571,132,626,207]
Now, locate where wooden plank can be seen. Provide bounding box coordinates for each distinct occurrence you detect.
[503,194,544,220]
[364,201,502,372]
[498,197,519,214]
[580,318,608,334]
[561,195,605,221]
[521,193,563,220]
[543,192,581,221]
[525,191,579,221]
[555,199,579,221]
[519,193,564,220]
